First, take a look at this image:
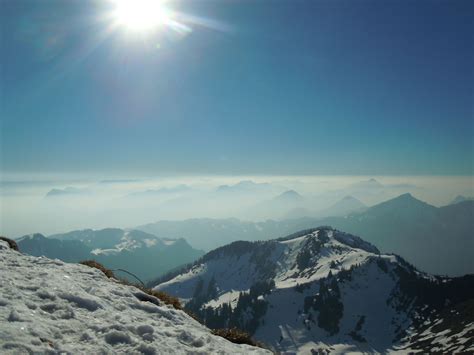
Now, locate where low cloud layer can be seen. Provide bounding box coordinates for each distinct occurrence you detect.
[1,174,472,238]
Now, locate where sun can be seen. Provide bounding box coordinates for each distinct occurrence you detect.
[111,0,172,32]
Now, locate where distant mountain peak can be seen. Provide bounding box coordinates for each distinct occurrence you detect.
[367,178,382,185]
[350,178,384,189]
[450,195,474,205]
[338,195,365,206]
[216,180,276,194]
[282,189,300,195]
[45,187,84,197]
[368,193,436,216]
[379,192,421,204]
[17,233,46,242]
[275,190,303,200]
[320,195,366,217]
[17,228,205,282]
[397,192,415,199]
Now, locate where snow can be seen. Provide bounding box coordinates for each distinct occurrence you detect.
[0,241,269,354]
[156,251,268,299]
[280,234,308,244]
[156,229,384,296]
[274,230,383,289]
[143,238,158,247]
[91,248,120,256]
[156,229,405,352]
[250,261,409,354]
[90,232,167,255]
[205,290,244,310]
[154,227,473,354]
[89,233,141,256]
[399,317,474,353]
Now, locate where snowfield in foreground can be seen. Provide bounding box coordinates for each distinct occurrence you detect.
[0,241,270,354]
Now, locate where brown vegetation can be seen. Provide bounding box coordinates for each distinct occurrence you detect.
[79,260,181,310]
[146,289,182,310]
[211,327,262,347]
[79,260,115,278]
[130,283,182,310]
[0,236,19,251]
[76,260,265,350]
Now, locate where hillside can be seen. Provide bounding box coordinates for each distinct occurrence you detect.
[450,195,474,205]
[0,240,268,354]
[320,195,367,217]
[17,229,204,282]
[137,218,357,252]
[320,195,474,275]
[137,194,474,276]
[154,227,474,353]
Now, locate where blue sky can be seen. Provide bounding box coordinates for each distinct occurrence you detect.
[1,0,473,175]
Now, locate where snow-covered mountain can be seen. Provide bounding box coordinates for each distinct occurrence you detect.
[17,229,204,282]
[154,227,474,354]
[50,228,177,253]
[0,239,269,354]
[136,218,308,251]
[137,194,474,276]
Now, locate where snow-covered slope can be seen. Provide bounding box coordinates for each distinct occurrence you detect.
[0,240,269,354]
[154,227,474,354]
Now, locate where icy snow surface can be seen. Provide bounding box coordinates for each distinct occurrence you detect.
[0,241,269,354]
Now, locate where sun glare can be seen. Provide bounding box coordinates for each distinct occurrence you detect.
[112,0,172,32]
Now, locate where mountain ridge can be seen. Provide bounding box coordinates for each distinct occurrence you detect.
[153,227,474,353]
[136,193,473,275]
[17,228,204,282]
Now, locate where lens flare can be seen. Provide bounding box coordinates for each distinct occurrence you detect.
[112,0,172,32]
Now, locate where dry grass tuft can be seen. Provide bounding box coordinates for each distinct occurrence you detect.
[75,261,266,350]
[117,277,183,310]
[211,327,262,347]
[147,289,182,310]
[79,260,115,279]
[78,261,182,310]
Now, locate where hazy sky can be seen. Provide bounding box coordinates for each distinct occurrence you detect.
[1,0,473,175]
